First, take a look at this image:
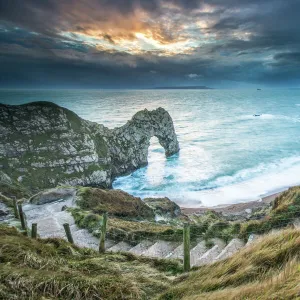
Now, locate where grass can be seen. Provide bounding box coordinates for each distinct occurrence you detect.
[0,181,30,203]
[0,225,182,300]
[188,187,300,244]
[159,228,300,300]
[72,187,185,243]
[189,211,241,243]
[3,186,300,299]
[239,186,300,240]
[71,186,300,246]
[69,207,183,243]
[2,224,300,299]
[144,197,181,218]
[76,187,155,220]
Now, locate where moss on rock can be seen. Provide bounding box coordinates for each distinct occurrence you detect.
[69,207,183,243]
[239,186,300,240]
[187,186,300,243]
[76,187,155,220]
[0,171,31,206]
[144,197,181,218]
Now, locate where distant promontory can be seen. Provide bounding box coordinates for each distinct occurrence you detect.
[154,86,213,90]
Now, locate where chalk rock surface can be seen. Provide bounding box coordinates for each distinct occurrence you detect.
[0,101,179,191]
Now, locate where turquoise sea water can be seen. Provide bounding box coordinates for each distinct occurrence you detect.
[1,89,300,207]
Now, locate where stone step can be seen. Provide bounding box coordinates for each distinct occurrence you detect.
[54,211,76,226]
[190,241,207,266]
[108,241,132,253]
[23,205,50,221]
[128,240,155,255]
[104,239,117,250]
[28,216,65,239]
[211,238,226,248]
[293,218,300,228]
[167,241,208,263]
[71,228,100,250]
[0,201,10,222]
[44,198,75,213]
[166,243,184,259]
[246,233,260,246]
[194,239,226,266]
[142,240,179,258]
[215,238,245,261]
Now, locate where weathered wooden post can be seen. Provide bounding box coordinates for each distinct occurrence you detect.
[99,212,108,253]
[18,203,26,231]
[63,223,74,244]
[31,223,37,239]
[12,196,19,219]
[183,222,191,272]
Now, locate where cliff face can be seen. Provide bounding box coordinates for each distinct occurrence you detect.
[0,101,179,190]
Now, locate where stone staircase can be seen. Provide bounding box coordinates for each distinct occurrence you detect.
[15,198,251,266]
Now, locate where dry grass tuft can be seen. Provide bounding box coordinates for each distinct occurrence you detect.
[0,225,179,300]
[159,228,300,300]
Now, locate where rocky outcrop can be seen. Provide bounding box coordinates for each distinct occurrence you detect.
[30,187,77,205]
[0,171,30,199]
[144,197,181,218]
[0,101,179,191]
[76,187,155,219]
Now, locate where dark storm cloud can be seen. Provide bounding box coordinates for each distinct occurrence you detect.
[0,0,300,87]
[271,52,300,68]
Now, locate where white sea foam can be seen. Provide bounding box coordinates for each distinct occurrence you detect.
[164,156,300,207]
[114,155,300,208]
[205,156,300,189]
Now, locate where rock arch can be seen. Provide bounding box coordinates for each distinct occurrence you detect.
[108,107,180,178]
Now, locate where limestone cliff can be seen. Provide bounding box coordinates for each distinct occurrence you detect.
[0,101,179,191]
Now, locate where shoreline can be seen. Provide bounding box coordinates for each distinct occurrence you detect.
[180,189,286,216]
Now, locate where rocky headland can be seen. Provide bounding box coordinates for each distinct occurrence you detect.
[0,101,179,191]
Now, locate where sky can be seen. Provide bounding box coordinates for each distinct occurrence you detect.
[0,0,300,88]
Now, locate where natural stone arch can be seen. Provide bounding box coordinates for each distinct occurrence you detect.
[108,107,180,178]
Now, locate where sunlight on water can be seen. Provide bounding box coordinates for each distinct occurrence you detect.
[145,137,166,186]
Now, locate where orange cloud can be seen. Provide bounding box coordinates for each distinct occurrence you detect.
[53,0,199,56]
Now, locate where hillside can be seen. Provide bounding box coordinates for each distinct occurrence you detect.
[1,224,300,299]
[0,225,182,300]
[1,185,300,299]
[159,228,300,299]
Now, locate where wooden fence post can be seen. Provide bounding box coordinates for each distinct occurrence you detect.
[99,212,108,253]
[18,203,26,231]
[183,222,191,272]
[31,223,37,239]
[12,196,19,219]
[63,223,74,244]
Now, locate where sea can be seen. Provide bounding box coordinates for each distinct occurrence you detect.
[1,88,300,207]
